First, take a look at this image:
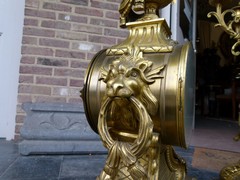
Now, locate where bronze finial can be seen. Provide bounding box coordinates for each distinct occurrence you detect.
[119,0,173,27]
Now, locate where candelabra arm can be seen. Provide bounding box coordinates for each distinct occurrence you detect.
[207,3,237,38]
[232,40,240,56]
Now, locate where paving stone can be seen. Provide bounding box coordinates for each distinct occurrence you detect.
[59,155,106,179]
[175,146,194,169]
[0,140,19,175]
[0,156,18,176]
[0,156,62,180]
[0,140,18,155]
[0,137,232,180]
[188,167,219,180]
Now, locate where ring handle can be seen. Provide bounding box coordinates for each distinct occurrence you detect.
[98,96,154,157]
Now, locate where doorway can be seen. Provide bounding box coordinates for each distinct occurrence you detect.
[191,0,240,152]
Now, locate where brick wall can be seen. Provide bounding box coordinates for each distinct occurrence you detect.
[16,0,128,139]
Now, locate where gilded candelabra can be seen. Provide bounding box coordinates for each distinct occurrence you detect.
[208,0,240,179]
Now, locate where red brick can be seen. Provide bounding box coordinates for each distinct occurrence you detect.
[71,60,90,68]
[19,75,34,84]
[24,18,38,26]
[20,65,53,75]
[15,0,131,140]
[25,0,39,8]
[37,58,69,67]
[41,20,71,30]
[17,95,32,103]
[70,79,83,87]
[58,14,87,24]
[75,7,104,17]
[25,9,56,20]
[16,104,25,114]
[54,68,84,78]
[90,18,118,28]
[68,98,82,103]
[42,2,72,12]
[55,50,85,59]
[23,27,55,37]
[117,38,126,44]
[18,85,51,95]
[56,31,87,41]
[71,42,101,52]
[15,125,22,134]
[106,0,122,3]
[81,60,90,68]
[16,114,26,124]
[36,77,68,86]
[72,24,102,35]
[69,88,81,96]
[14,134,22,141]
[88,35,116,45]
[105,11,120,20]
[34,96,67,103]
[21,56,35,64]
[52,87,69,96]
[91,1,118,11]
[104,28,129,38]
[22,46,54,56]
[61,0,88,6]
[70,60,81,68]
[39,38,70,48]
[22,36,38,45]
[87,53,96,60]
[53,87,80,96]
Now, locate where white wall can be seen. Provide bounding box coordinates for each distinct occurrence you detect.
[160,4,171,26]
[171,1,185,44]
[0,0,25,140]
[160,1,185,44]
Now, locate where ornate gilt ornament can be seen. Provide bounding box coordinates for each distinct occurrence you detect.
[81,0,195,179]
[220,160,240,180]
[95,52,187,178]
[208,1,240,56]
[109,0,175,55]
[97,53,165,179]
[119,0,173,27]
[107,18,175,55]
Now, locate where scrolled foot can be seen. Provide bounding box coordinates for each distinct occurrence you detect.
[233,133,240,141]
